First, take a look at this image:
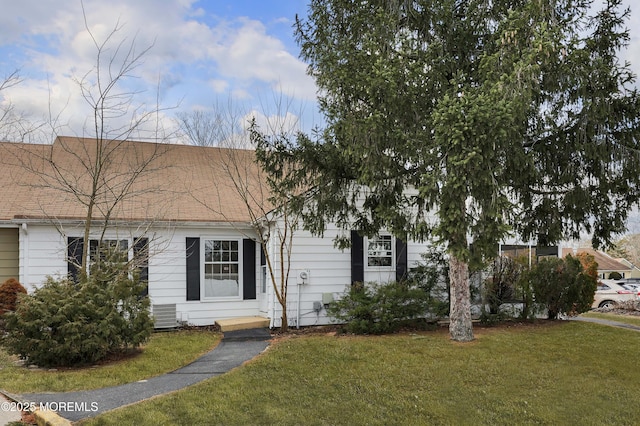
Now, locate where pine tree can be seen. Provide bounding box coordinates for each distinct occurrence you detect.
[289,0,640,341]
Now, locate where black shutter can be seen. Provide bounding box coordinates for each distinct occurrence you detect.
[243,239,256,300]
[396,237,408,282]
[351,230,364,285]
[186,237,200,301]
[67,237,84,283]
[134,237,149,297]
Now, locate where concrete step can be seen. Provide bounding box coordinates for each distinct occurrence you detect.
[216,316,270,332]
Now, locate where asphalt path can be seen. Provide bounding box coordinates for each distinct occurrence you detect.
[568,314,640,331]
[17,329,270,422]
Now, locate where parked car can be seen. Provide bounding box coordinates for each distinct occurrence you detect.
[592,280,636,309]
[621,282,640,299]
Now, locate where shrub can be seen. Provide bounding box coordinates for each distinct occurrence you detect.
[327,281,431,334]
[608,271,622,280]
[482,256,525,316]
[0,278,27,316]
[1,250,153,367]
[519,255,597,319]
[576,252,598,281]
[408,247,450,318]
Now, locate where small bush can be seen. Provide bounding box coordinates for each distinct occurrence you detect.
[519,255,597,319]
[327,281,431,334]
[608,271,623,280]
[0,278,27,316]
[408,247,450,318]
[482,256,525,316]
[1,250,153,367]
[613,300,640,312]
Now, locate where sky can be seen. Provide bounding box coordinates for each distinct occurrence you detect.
[0,0,317,142]
[0,0,639,145]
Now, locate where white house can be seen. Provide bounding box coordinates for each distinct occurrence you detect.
[0,137,561,328]
[0,137,419,328]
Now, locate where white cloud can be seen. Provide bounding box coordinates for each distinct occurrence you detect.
[0,0,317,140]
[213,19,316,100]
[209,79,229,93]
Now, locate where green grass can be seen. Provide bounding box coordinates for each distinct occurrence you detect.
[82,322,640,426]
[581,311,640,327]
[0,330,219,393]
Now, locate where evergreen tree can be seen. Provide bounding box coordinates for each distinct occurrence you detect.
[289,0,640,341]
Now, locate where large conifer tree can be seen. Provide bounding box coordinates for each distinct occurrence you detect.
[291,0,640,341]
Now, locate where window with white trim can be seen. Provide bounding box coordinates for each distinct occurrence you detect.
[367,235,394,268]
[203,239,240,298]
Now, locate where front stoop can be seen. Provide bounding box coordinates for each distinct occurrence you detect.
[216,316,270,332]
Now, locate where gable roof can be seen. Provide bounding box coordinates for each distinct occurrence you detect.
[561,247,631,273]
[0,136,270,224]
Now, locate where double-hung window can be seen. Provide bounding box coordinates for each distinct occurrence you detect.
[367,235,394,268]
[203,239,240,298]
[67,237,149,288]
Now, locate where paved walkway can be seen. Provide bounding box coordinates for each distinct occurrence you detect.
[568,315,640,332]
[4,328,270,423]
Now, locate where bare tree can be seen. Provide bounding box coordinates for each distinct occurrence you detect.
[180,100,302,331]
[1,13,176,278]
[0,70,44,142]
[0,70,21,133]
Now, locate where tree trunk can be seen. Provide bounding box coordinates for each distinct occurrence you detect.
[280,303,288,332]
[449,255,474,342]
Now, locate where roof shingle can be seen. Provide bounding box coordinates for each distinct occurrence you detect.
[0,137,270,224]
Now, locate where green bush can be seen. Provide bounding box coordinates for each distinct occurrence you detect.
[519,255,597,319]
[1,251,153,367]
[327,281,431,334]
[608,271,623,280]
[0,277,27,316]
[408,247,450,318]
[482,256,524,315]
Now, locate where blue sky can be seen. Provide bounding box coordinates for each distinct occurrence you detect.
[0,0,317,141]
[0,0,639,144]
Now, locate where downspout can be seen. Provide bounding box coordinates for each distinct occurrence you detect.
[297,280,301,329]
[20,223,29,289]
[270,289,277,329]
[269,233,277,329]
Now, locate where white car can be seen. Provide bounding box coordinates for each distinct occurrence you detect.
[592,280,637,309]
[621,282,640,298]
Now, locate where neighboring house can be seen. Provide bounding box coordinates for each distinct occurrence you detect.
[561,247,632,279]
[0,137,566,328]
[614,258,640,279]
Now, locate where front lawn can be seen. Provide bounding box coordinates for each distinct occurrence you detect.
[82,322,640,425]
[0,329,219,393]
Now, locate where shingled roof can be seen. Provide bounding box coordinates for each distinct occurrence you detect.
[562,247,631,273]
[0,136,270,224]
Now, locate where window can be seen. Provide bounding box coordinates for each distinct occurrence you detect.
[89,239,128,267]
[204,239,240,298]
[367,235,393,268]
[68,238,128,281]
